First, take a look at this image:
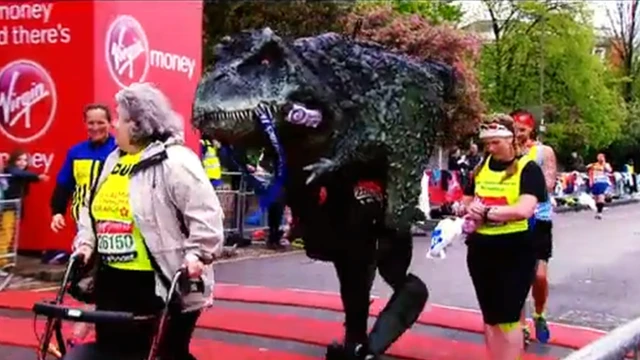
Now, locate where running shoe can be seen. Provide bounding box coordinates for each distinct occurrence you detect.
[523,326,532,348]
[534,314,551,344]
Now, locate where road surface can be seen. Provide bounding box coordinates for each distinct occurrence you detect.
[214,203,640,331]
[0,204,637,359]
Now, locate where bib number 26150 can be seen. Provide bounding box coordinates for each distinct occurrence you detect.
[98,234,135,255]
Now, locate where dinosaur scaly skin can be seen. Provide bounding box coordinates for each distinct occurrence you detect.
[192,27,455,229]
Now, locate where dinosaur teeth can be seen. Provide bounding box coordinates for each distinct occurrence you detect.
[207,106,281,122]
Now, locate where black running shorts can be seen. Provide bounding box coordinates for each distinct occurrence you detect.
[466,232,537,325]
[532,220,553,261]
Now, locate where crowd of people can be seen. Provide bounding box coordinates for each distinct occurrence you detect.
[447,138,634,220]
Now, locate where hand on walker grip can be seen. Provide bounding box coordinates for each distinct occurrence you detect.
[184,253,205,278]
[73,245,93,265]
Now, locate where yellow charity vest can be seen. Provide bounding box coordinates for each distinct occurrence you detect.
[71,160,101,221]
[474,156,532,235]
[201,139,222,181]
[91,152,153,271]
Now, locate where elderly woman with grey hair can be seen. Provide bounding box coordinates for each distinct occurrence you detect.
[67,82,224,360]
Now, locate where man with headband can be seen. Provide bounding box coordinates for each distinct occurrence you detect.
[511,109,557,345]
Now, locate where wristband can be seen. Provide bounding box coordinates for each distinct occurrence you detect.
[483,207,492,221]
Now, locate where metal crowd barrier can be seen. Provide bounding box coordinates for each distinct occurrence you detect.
[216,172,268,240]
[562,317,640,360]
[0,198,21,292]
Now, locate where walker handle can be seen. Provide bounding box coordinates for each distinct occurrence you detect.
[32,302,153,324]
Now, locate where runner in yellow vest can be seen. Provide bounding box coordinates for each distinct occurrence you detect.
[458,113,547,360]
[200,139,223,188]
[625,160,637,193]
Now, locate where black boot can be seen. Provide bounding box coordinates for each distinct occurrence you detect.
[325,341,377,360]
[367,274,428,355]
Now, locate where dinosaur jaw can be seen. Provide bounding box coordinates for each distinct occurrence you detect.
[194,103,284,148]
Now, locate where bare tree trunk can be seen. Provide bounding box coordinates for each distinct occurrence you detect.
[608,0,639,103]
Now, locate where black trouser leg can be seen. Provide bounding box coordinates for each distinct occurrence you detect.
[63,311,200,360]
[160,310,201,360]
[267,201,285,245]
[377,226,413,289]
[368,226,428,355]
[333,254,376,346]
[62,343,121,360]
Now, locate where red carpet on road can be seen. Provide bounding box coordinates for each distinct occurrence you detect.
[0,284,603,360]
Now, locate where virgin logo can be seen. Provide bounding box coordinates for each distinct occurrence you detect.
[0,60,57,144]
[105,15,150,89]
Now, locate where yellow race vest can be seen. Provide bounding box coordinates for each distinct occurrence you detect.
[475,156,532,235]
[201,139,222,181]
[91,152,153,271]
[71,159,101,221]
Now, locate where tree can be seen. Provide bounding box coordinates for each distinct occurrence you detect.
[479,0,624,154]
[607,0,640,103]
[202,0,355,67]
[479,0,585,109]
[391,0,463,24]
[352,0,463,24]
[343,5,484,143]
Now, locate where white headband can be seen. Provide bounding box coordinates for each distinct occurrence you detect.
[479,124,514,139]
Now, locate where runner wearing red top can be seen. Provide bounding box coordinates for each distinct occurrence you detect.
[511,109,557,346]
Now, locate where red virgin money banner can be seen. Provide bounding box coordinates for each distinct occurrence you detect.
[0,0,94,251]
[93,1,203,150]
[0,0,202,251]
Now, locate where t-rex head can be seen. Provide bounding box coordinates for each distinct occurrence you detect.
[193,28,337,153]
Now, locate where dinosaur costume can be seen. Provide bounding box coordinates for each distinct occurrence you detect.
[193,28,456,359]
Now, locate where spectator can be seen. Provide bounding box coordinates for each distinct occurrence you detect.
[568,151,585,172]
[465,143,482,171]
[0,157,8,200]
[50,104,116,233]
[200,138,223,188]
[257,149,286,250]
[48,104,116,265]
[448,147,463,171]
[4,149,49,201]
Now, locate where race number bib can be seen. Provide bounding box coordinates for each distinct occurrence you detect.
[96,221,137,263]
